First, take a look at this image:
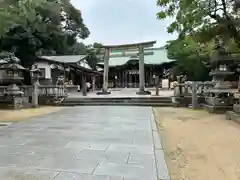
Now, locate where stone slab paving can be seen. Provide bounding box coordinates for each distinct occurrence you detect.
[0,106,169,180]
[68,88,173,98]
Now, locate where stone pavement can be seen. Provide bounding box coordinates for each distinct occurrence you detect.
[68,88,173,98]
[0,106,169,180]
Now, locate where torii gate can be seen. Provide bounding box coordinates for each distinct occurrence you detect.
[97,41,156,95]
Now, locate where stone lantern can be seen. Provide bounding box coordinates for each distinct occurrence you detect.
[31,65,41,83]
[31,65,41,107]
[203,38,236,113]
[0,53,25,109]
[226,57,240,121]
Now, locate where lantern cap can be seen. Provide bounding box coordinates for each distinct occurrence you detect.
[0,52,25,70]
[0,63,25,70]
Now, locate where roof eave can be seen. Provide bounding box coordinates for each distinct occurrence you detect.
[39,55,87,64]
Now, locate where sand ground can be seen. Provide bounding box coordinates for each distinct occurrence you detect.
[0,106,63,122]
[154,107,240,180]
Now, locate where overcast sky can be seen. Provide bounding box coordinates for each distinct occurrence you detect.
[71,0,177,47]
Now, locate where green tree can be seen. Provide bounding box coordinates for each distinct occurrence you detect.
[93,42,103,49]
[156,0,240,80]
[166,36,212,80]
[157,0,240,46]
[0,0,90,68]
[85,43,103,70]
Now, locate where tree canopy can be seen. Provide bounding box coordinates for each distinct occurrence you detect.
[157,0,240,80]
[0,0,90,67]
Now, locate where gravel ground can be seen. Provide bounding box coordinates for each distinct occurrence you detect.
[154,107,240,180]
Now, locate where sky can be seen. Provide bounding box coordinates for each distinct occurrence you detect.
[71,0,177,47]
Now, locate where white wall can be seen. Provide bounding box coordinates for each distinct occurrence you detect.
[33,62,51,79]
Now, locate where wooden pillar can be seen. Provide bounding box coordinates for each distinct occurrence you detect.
[134,73,139,88]
[145,70,147,87]
[82,75,87,96]
[150,71,153,86]
[129,72,132,87]
[121,71,124,88]
[122,71,124,87]
[137,45,146,94]
[118,71,121,87]
[102,48,110,93]
[116,71,119,88]
[125,71,128,87]
[155,76,159,96]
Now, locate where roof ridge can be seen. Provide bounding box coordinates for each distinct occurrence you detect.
[40,54,86,57]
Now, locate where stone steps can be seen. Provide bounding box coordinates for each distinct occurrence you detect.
[60,97,173,107]
[59,102,173,107]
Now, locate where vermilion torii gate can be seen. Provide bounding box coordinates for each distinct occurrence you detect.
[97,41,156,95]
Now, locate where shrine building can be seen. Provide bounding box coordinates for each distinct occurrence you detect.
[97,46,175,88]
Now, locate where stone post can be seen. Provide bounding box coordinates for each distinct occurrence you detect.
[32,80,39,107]
[31,65,41,107]
[92,75,96,92]
[191,82,198,109]
[102,48,110,93]
[137,45,146,94]
[177,76,183,96]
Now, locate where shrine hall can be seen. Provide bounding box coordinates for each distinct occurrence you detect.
[97,45,175,89]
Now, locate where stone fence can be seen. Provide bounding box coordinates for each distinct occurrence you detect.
[0,85,66,97]
[0,85,68,109]
[172,81,215,108]
[173,81,214,97]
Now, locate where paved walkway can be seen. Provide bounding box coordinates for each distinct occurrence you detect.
[0,106,169,180]
[68,88,173,98]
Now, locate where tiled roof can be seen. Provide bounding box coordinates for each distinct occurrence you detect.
[40,55,86,63]
[98,47,174,67]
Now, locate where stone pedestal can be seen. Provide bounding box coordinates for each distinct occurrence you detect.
[226,104,240,123]
[203,95,234,113]
[5,84,24,109]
